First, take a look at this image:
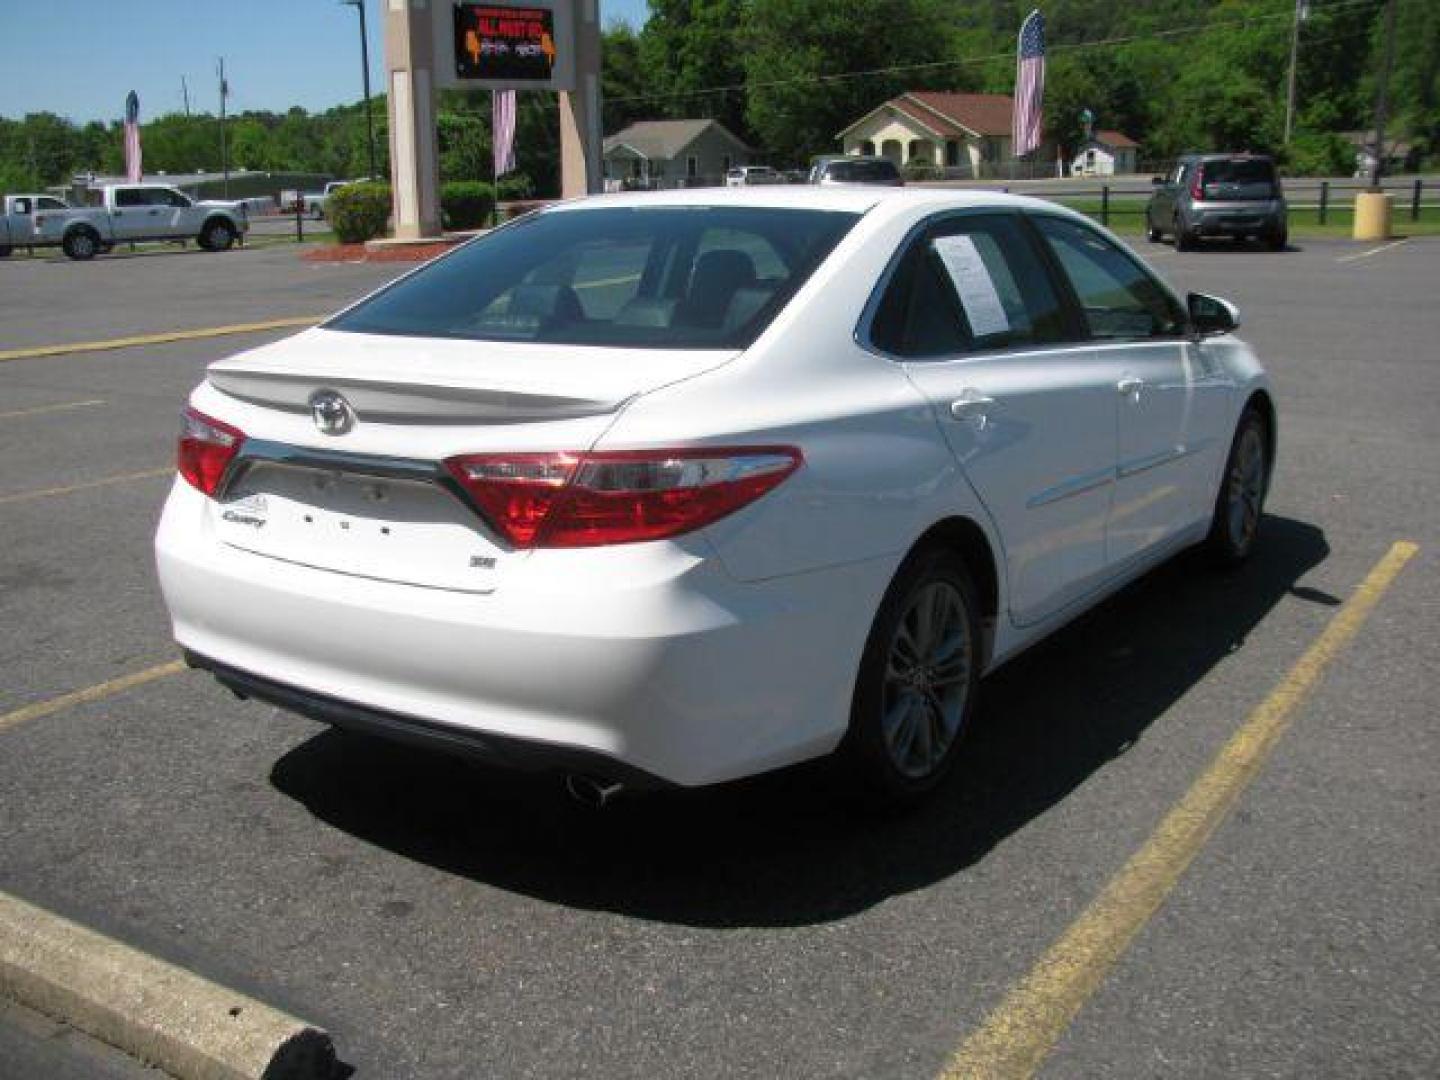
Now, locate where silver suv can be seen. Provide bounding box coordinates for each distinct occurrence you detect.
[1146,154,1287,251]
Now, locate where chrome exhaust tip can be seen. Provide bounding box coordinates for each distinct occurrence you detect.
[565,774,624,809]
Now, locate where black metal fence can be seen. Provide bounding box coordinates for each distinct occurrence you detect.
[957,177,1437,229]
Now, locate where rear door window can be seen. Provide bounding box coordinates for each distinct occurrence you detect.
[870,213,1069,358]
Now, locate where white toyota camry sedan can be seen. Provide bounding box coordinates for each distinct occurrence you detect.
[156,187,1274,806]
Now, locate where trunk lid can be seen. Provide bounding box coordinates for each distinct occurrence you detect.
[204,328,736,592]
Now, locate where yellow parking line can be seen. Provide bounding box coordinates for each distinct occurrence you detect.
[0,467,171,506]
[1336,238,1409,263]
[939,540,1420,1080]
[0,660,186,734]
[0,399,106,421]
[0,316,320,363]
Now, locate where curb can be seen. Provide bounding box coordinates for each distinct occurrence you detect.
[0,891,338,1080]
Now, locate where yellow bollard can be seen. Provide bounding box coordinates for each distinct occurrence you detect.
[1353,191,1393,240]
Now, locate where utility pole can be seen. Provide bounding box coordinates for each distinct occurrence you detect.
[218,58,230,197]
[341,0,378,180]
[1370,0,1398,188]
[1283,0,1308,145]
[182,75,191,117]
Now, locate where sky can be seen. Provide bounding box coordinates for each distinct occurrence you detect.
[1,0,651,124]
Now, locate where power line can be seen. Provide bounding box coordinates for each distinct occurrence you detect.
[607,0,1388,106]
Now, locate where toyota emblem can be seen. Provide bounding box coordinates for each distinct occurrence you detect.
[308,389,355,436]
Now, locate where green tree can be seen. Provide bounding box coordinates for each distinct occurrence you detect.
[742,0,960,167]
[640,1,750,139]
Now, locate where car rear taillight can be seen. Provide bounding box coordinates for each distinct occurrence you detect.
[1190,165,1205,200]
[177,407,245,497]
[444,447,802,548]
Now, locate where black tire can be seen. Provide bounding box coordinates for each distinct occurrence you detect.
[840,546,982,808]
[62,228,99,261]
[1146,223,1163,242]
[1267,230,1288,252]
[1174,215,1195,251]
[0,245,12,258]
[1205,407,1270,566]
[200,218,235,252]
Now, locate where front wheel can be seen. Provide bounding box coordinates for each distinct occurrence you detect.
[841,547,982,807]
[1267,229,1288,252]
[1205,407,1270,566]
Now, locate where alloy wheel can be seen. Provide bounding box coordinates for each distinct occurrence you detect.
[880,580,972,779]
[1226,424,1265,552]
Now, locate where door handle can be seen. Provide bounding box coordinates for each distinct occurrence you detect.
[949,390,996,421]
[1116,376,1145,398]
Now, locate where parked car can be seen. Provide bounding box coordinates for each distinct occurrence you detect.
[1146,154,1287,251]
[808,155,904,186]
[302,179,366,220]
[39,184,249,260]
[156,188,1273,807]
[725,165,781,187]
[0,193,72,256]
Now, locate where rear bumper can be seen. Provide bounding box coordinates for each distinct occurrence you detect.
[186,650,674,788]
[156,479,889,787]
[1190,205,1286,237]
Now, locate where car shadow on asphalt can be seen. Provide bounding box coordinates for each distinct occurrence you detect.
[270,514,1328,928]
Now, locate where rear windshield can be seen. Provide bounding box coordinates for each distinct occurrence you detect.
[825,160,899,184]
[1201,159,1277,199]
[327,206,860,349]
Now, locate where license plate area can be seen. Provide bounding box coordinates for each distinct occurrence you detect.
[214,462,506,593]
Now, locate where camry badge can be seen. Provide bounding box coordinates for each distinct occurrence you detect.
[308,389,355,436]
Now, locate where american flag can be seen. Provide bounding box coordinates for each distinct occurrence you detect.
[123,91,142,182]
[1013,10,1045,158]
[493,89,517,177]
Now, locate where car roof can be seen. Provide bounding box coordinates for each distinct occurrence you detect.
[544,186,1081,225]
[1181,152,1275,163]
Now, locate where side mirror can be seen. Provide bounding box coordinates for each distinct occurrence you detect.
[1151,175,1163,185]
[1188,292,1240,336]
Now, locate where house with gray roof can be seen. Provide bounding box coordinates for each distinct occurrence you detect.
[602,119,755,190]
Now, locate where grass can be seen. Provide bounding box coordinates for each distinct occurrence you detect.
[1042,195,1440,239]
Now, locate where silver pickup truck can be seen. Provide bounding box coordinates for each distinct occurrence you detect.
[0,193,74,255]
[40,184,249,260]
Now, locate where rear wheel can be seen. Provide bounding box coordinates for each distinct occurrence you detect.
[0,245,12,258]
[1205,407,1269,566]
[200,219,235,252]
[1174,215,1196,251]
[1145,214,1163,243]
[841,547,981,807]
[62,228,99,260]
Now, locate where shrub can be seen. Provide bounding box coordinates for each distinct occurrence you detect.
[902,162,943,182]
[1284,132,1355,178]
[327,182,391,243]
[441,181,496,229]
[497,173,535,200]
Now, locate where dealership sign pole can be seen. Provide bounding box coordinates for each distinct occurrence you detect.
[384,0,599,240]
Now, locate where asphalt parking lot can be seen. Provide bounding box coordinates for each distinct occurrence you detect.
[2,233,1437,1078]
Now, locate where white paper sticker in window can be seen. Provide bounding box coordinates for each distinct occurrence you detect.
[932,235,1010,338]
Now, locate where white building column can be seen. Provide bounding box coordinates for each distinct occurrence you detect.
[559,0,603,197]
[385,0,442,239]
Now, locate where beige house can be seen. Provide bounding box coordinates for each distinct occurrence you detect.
[602,119,755,190]
[1069,131,1140,176]
[837,93,1049,178]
